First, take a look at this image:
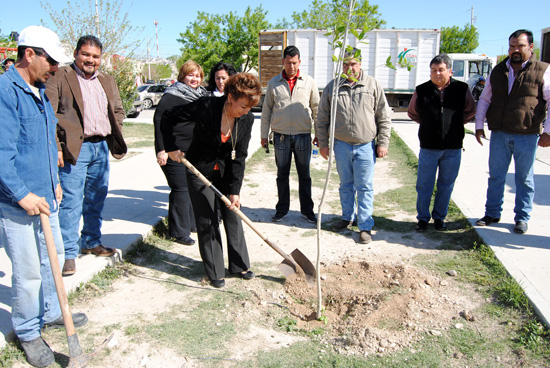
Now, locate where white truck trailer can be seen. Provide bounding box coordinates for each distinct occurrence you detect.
[259,28,440,108]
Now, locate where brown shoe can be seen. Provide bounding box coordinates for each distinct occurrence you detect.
[81,244,116,257]
[359,230,372,244]
[62,259,76,276]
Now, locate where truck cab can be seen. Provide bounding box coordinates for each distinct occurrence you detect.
[447,53,493,89]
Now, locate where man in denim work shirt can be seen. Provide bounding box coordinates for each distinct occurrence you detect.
[317,48,391,244]
[261,45,320,224]
[0,26,87,368]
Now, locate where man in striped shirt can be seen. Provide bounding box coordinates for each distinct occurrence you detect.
[46,35,127,276]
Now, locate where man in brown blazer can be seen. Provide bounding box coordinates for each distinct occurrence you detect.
[46,35,127,276]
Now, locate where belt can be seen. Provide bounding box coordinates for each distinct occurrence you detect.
[83,135,106,143]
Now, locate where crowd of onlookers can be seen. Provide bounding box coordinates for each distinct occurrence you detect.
[1,25,549,367]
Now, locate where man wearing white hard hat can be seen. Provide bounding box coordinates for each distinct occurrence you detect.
[0,25,88,368]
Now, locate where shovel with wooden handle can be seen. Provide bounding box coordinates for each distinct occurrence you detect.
[179,156,316,285]
[40,213,112,367]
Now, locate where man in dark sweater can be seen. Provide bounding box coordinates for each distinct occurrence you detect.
[474,29,550,234]
[408,54,476,232]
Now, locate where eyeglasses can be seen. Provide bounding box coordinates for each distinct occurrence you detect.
[32,47,59,66]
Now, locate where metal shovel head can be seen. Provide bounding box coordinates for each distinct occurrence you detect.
[278,249,317,287]
[68,333,113,368]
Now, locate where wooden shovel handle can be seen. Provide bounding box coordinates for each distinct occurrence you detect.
[40,213,76,337]
[180,156,299,269]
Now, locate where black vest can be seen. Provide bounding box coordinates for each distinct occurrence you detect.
[415,78,468,149]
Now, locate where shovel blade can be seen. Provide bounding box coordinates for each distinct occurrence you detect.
[278,249,317,287]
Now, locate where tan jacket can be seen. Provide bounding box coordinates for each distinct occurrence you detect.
[261,72,319,138]
[46,64,127,165]
[316,71,391,149]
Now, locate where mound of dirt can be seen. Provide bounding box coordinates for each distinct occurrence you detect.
[284,259,478,357]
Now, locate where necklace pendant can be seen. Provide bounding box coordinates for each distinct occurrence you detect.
[231,150,236,160]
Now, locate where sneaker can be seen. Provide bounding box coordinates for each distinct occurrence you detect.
[332,219,351,232]
[514,221,528,234]
[415,220,428,232]
[434,219,447,231]
[303,213,317,223]
[271,211,287,222]
[475,215,500,226]
[359,230,372,244]
[20,337,54,368]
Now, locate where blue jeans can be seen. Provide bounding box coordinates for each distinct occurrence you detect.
[0,203,64,341]
[485,131,538,222]
[273,133,314,215]
[333,139,376,231]
[59,140,110,259]
[416,148,462,222]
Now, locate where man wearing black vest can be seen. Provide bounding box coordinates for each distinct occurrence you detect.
[475,29,550,234]
[408,54,476,232]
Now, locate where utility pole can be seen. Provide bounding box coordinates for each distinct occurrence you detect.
[470,6,476,26]
[147,37,151,81]
[95,0,100,37]
[154,20,159,59]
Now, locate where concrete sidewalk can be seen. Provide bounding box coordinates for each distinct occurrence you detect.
[391,112,550,329]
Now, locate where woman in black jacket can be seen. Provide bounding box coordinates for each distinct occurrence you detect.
[163,73,262,288]
[154,60,207,245]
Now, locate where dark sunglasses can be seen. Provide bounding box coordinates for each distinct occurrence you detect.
[32,47,59,66]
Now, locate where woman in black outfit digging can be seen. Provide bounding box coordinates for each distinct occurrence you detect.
[163,73,262,288]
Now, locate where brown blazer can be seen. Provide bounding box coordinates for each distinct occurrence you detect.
[46,64,127,165]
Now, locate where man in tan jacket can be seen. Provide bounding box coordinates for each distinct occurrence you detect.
[261,45,320,223]
[46,35,127,276]
[317,48,391,244]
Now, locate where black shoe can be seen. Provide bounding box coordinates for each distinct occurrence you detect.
[20,337,54,368]
[303,213,317,223]
[415,220,428,232]
[332,219,351,232]
[514,221,528,234]
[475,215,500,226]
[271,211,287,222]
[236,270,255,280]
[210,279,225,288]
[174,236,195,246]
[434,219,447,231]
[190,227,197,233]
[43,312,88,331]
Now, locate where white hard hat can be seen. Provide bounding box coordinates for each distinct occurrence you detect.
[18,25,72,64]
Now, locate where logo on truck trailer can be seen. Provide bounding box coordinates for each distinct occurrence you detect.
[398,48,417,66]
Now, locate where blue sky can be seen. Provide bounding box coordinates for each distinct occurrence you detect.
[2,0,549,58]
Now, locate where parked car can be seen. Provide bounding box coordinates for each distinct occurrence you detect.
[137,84,167,109]
[126,98,143,118]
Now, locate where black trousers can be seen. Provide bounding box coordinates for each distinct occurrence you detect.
[187,170,250,281]
[161,159,195,238]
